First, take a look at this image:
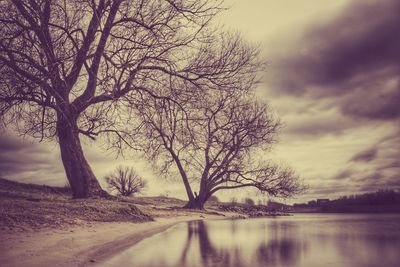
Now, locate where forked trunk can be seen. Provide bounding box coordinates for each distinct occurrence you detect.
[184,197,205,209]
[57,115,106,198]
[184,192,207,209]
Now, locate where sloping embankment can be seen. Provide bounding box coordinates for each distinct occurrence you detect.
[0,178,152,230]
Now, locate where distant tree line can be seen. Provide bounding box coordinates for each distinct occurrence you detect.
[296,190,400,213]
[330,190,400,206]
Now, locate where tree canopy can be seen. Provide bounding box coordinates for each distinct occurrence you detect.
[0,0,303,204]
[0,0,239,197]
[130,75,303,208]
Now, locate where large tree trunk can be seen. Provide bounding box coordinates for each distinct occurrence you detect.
[170,152,195,200]
[184,192,207,209]
[56,115,106,198]
[184,175,210,209]
[184,197,205,209]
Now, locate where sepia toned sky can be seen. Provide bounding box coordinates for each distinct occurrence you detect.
[1,0,399,203]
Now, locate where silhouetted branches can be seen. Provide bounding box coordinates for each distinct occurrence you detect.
[130,62,304,208]
[105,166,147,196]
[0,0,229,197]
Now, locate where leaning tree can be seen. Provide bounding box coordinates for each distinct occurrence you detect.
[131,77,304,208]
[0,0,239,198]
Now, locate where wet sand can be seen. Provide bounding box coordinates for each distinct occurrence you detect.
[0,214,225,267]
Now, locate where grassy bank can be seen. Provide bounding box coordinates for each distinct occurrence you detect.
[0,178,154,230]
[0,178,286,231]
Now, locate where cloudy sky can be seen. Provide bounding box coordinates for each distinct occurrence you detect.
[1,0,399,203]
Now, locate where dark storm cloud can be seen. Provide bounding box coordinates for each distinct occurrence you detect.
[380,161,400,170]
[324,169,399,196]
[350,147,378,162]
[317,138,398,198]
[0,133,27,152]
[0,132,65,184]
[355,172,382,183]
[327,132,400,194]
[369,133,400,169]
[332,169,354,180]
[385,175,400,187]
[359,174,400,192]
[269,0,400,121]
[280,107,356,137]
[0,130,124,186]
[340,79,400,120]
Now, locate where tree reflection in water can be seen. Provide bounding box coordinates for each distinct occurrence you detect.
[97,214,400,267]
[257,239,305,266]
[180,221,232,266]
[179,220,306,267]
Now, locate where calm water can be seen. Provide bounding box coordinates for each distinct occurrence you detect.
[100,214,400,267]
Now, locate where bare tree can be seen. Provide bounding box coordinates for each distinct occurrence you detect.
[0,0,232,198]
[105,166,146,196]
[132,80,304,208]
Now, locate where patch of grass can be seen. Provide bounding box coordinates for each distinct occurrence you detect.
[0,178,152,230]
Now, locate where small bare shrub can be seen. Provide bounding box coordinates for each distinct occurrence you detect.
[105,166,147,197]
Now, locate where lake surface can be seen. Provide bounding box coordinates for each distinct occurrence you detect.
[100,214,400,267]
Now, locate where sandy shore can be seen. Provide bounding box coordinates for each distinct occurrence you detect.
[0,178,247,267]
[0,213,226,267]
